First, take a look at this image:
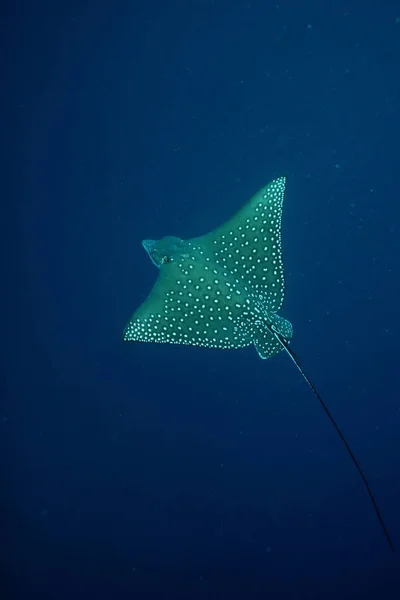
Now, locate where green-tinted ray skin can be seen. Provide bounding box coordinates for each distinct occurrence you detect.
[123,177,293,357]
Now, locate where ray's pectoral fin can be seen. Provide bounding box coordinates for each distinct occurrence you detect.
[194,177,286,314]
[253,313,293,359]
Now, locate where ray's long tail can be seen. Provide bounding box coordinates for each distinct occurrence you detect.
[267,323,395,554]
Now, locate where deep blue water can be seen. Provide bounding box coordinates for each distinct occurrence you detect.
[2,1,400,598]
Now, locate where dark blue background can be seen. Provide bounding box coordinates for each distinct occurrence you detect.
[2,1,400,598]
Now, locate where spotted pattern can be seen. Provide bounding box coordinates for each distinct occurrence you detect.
[200,176,286,312]
[123,177,292,357]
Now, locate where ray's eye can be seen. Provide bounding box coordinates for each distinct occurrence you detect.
[160,255,170,265]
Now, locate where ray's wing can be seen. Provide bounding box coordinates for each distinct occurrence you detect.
[195,177,286,312]
[123,253,253,350]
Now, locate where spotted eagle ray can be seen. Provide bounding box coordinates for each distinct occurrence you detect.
[123,176,394,552]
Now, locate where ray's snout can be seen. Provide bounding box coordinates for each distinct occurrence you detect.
[142,239,156,253]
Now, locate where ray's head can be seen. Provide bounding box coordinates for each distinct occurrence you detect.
[142,236,188,268]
